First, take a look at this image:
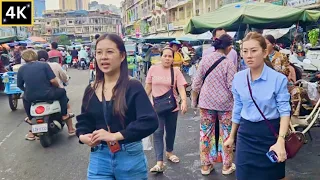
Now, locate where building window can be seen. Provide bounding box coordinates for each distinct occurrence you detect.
[161,15,166,26]
[196,9,200,16]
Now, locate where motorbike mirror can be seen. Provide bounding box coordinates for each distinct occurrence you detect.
[303,59,312,64]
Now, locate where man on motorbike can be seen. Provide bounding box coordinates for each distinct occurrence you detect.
[78,47,88,68]
[38,50,76,135]
[48,42,63,65]
[70,47,78,60]
[17,49,75,140]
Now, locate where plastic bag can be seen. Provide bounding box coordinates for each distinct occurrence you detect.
[188,65,197,78]
[307,82,319,101]
[142,136,153,151]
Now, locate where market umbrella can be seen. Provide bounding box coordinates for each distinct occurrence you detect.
[28,36,47,43]
[0,44,10,50]
[185,2,320,34]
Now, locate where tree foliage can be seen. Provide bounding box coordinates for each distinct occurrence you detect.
[58,34,70,45]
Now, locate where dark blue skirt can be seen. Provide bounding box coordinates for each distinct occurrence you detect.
[236,118,285,180]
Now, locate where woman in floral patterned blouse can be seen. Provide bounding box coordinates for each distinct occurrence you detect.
[265,35,304,116]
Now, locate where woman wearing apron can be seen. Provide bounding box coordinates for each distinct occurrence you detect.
[224,32,291,180]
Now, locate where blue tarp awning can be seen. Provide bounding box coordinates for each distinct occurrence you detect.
[17,39,32,46]
[66,10,88,16]
[53,32,68,36]
[7,42,19,46]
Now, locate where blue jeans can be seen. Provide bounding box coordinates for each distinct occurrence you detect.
[87,141,148,180]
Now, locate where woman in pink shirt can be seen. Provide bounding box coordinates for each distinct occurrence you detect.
[145,47,188,173]
[192,34,237,175]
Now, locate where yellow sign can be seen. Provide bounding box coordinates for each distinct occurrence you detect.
[0,0,34,26]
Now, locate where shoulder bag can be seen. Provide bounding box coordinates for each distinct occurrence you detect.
[153,66,177,115]
[246,75,304,159]
[196,56,226,104]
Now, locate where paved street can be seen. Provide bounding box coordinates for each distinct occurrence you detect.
[0,69,319,180]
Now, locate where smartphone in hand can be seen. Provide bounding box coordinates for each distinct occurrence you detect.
[266,150,278,163]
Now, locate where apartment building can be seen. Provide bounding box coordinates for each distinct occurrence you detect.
[59,0,90,10]
[40,9,121,41]
[121,0,168,37]
[32,17,46,37]
[34,0,46,17]
[121,0,228,37]
[59,0,77,10]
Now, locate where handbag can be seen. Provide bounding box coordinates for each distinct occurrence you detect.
[102,91,121,153]
[196,56,226,104]
[246,75,304,159]
[153,66,177,115]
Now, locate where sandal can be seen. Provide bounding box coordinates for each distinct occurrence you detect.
[25,131,36,141]
[222,163,236,175]
[166,154,180,163]
[24,117,32,125]
[68,130,76,136]
[62,113,75,121]
[150,164,164,173]
[201,165,214,175]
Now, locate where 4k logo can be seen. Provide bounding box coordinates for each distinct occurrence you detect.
[0,0,33,26]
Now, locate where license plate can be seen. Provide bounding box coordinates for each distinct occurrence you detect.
[32,123,48,133]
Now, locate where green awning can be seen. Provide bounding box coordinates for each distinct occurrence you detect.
[185,2,320,34]
[0,36,16,44]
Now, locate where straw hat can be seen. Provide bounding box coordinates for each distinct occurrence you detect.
[21,49,38,62]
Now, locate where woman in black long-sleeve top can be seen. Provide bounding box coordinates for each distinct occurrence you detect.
[76,33,158,180]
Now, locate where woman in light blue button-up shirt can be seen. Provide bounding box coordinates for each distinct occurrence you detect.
[224,32,291,180]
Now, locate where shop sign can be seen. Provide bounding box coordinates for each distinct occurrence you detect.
[287,0,316,7]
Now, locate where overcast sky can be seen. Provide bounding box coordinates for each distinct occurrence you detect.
[45,0,121,10]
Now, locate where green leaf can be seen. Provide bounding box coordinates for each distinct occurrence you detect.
[308,28,319,47]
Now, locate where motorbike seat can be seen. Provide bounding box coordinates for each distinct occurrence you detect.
[48,56,60,63]
[32,100,54,105]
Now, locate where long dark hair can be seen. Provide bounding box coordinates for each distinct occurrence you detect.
[289,62,302,80]
[37,50,49,61]
[212,34,232,51]
[86,33,129,125]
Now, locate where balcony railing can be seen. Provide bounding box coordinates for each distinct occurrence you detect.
[167,0,189,9]
[172,18,189,28]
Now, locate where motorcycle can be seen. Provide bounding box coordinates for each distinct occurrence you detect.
[79,58,86,70]
[30,100,65,148]
[72,58,78,68]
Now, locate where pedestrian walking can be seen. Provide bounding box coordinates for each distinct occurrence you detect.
[224,32,291,180]
[76,33,158,180]
[192,34,237,176]
[145,47,188,173]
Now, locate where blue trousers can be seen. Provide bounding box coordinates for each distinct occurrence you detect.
[87,141,148,180]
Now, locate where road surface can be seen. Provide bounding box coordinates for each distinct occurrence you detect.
[0,69,319,180]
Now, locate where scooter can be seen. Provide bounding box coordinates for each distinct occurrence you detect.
[72,58,78,68]
[79,58,86,70]
[30,100,65,148]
